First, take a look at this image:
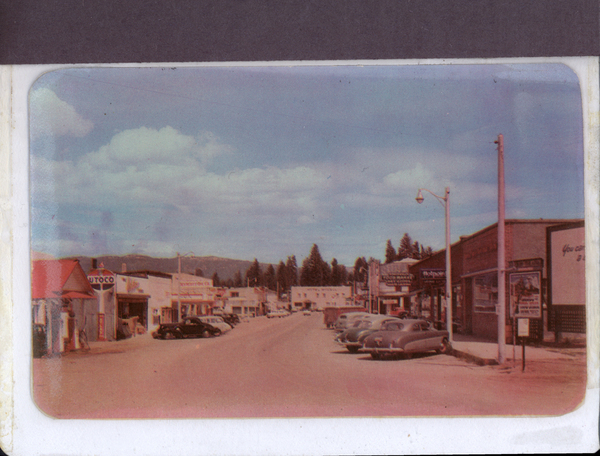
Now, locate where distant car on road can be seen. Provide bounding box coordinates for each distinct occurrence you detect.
[362,319,451,360]
[303,310,311,316]
[335,315,400,353]
[267,309,289,318]
[152,316,222,339]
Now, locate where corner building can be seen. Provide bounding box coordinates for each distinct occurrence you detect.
[410,219,583,342]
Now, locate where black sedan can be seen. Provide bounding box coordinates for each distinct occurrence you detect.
[152,316,222,339]
[362,319,451,359]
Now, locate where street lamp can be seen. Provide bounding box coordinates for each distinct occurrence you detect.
[177,251,194,322]
[416,187,453,342]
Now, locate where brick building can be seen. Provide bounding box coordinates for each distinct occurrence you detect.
[410,219,583,341]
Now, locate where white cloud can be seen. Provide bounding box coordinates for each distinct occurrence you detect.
[33,126,335,229]
[383,162,435,190]
[30,88,93,138]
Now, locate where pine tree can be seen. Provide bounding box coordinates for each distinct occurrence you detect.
[412,241,421,260]
[398,233,414,260]
[285,255,298,287]
[211,272,220,287]
[353,257,368,282]
[300,244,329,286]
[233,270,243,287]
[331,258,341,286]
[245,259,262,286]
[276,261,287,296]
[264,264,276,290]
[385,239,397,263]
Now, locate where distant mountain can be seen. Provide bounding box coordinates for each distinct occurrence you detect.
[67,254,267,281]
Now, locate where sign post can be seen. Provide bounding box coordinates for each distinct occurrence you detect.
[88,267,115,341]
[517,318,530,371]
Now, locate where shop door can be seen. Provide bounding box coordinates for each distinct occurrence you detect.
[464,278,473,334]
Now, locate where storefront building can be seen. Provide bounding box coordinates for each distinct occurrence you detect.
[171,273,220,321]
[291,286,352,311]
[221,287,267,316]
[115,272,151,337]
[369,259,417,315]
[32,259,97,355]
[118,271,173,333]
[410,219,582,341]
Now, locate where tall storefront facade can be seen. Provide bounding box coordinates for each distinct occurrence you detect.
[171,273,219,320]
[365,259,417,315]
[410,219,582,341]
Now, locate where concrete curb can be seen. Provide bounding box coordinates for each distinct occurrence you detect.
[450,348,498,366]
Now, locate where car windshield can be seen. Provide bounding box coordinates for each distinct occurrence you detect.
[383,322,404,331]
[358,320,373,329]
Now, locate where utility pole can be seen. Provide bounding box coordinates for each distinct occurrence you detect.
[496,134,506,364]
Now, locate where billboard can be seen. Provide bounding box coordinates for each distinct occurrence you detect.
[548,223,585,306]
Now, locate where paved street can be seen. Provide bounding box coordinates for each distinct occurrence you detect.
[33,312,587,419]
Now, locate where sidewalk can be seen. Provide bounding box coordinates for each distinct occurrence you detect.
[450,333,586,366]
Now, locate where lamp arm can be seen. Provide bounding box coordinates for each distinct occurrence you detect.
[419,188,447,208]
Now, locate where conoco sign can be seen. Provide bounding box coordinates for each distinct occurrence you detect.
[87,268,115,290]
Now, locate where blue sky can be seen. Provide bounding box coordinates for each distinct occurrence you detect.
[29,63,584,266]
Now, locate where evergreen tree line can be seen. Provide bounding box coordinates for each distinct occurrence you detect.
[210,233,434,293]
[385,233,434,264]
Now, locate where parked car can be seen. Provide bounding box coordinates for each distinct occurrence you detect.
[323,306,367,328]
[267,309,289,318]
[152,316,222,339]
[362,319,451,359]
[214,312,241,326]
[303,310,311,316]
[335,315,400,353]
[333,311,371,332]
[198,315,233,333]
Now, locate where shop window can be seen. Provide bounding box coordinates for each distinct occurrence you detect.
[473,273,498,313]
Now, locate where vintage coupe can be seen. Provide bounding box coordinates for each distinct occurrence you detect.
[361,319,451,359]
[335,315,400,353]
[152,316,223,339]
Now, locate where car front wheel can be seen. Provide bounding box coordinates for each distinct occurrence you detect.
[436,337,451,354]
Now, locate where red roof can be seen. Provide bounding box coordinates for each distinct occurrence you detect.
[31,259,95,300]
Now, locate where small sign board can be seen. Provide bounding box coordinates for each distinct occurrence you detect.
[509,271,542,319]
[381,273,412,286]
[508,257,543,271]
[517,318,530,337]
[87,268,115,290]
[420,269,445,284]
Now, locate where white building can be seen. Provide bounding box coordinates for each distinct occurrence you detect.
[220,287,267,316]
[291,286,353,311]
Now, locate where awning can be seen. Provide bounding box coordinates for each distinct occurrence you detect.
[61,291,97,299]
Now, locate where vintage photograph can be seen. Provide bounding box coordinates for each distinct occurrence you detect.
[26,62,591,424]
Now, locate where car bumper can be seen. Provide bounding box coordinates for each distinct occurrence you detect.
[363,346,404,354]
